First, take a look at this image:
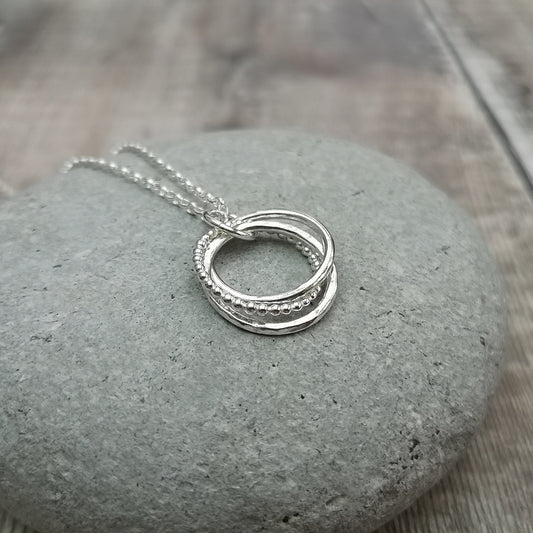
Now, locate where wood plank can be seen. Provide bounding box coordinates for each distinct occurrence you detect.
[0,1,532,531]
[426,0,533,191]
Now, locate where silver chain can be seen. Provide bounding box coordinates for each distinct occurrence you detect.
[64,143,231,221]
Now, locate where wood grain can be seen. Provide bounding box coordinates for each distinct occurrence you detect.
[0,1,532,531]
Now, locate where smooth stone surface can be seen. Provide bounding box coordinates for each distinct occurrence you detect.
[0,131,505,533]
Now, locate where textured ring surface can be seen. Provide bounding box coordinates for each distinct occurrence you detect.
[194,210,337,335]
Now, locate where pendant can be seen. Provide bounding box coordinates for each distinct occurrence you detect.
[195,209,337,335]
[64,147,337,335]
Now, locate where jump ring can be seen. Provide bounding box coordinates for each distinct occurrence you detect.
[202,210,255,241]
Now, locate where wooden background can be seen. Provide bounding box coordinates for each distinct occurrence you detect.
[1,0,532,531]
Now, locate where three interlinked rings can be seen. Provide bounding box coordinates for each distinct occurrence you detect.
[194,210,337,335]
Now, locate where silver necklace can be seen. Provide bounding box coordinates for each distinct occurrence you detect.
[64,144,337,335]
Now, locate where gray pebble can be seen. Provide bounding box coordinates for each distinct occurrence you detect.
[0,131,506,532]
